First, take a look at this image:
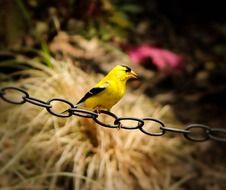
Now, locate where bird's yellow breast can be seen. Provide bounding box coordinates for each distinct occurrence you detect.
[84,80,126,110]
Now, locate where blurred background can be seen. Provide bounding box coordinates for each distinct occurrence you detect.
[0,0,226,190]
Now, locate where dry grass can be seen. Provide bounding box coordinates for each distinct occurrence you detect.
[0,55,197,190]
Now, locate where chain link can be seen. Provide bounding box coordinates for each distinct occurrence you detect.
[0,87,29,104]
[24,96,51,108]
[1,86,226,143]
[93,110,119,128]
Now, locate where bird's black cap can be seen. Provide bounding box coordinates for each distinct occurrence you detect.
[121,65,131,72]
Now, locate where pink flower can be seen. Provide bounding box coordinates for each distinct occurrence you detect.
[126,44,184,72]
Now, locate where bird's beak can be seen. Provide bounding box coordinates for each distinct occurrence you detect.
[130,70,138,79]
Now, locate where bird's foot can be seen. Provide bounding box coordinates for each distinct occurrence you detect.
[94,106,102,114]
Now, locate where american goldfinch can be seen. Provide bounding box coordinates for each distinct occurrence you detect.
[77,65,137,111]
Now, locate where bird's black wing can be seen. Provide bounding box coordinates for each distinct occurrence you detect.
[77,85,106,104]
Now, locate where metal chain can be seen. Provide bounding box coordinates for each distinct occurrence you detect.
[1,86,226,143]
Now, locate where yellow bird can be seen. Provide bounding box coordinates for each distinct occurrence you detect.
[76,65,137,112]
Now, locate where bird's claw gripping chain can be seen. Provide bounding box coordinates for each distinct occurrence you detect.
[1,86,226,143]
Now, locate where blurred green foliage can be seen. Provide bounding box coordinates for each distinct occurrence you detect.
[0,0,142,49]
[213,24,226,56]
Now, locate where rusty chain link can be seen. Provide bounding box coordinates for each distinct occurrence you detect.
[1,86,226,142]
